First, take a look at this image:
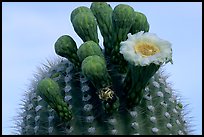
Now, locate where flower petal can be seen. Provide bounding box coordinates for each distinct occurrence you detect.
[120,31,172,66]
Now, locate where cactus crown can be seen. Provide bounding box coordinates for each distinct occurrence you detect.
[16,2,191,135]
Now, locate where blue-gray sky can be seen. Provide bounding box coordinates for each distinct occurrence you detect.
[2,2,202,135]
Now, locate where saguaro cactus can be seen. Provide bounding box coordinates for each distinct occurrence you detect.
[16,2,191,135]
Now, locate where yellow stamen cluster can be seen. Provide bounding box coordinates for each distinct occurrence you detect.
[134,42,160,57]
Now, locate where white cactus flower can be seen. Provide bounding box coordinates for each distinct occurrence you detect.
[120,31,172,66]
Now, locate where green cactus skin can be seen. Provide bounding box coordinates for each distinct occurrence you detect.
[71,11,99,44]
[90,2,113,55]
[129,11,150,34]
[16,2,191,135]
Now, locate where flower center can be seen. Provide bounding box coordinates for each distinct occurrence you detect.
[134,42,160,57]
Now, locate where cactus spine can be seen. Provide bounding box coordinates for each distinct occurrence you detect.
[16,2,190,135]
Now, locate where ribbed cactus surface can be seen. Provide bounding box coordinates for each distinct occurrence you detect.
[17,2,190,135]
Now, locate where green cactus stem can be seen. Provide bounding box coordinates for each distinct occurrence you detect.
[17,59,189,135]
[123,63,160,108]
[16,2,190,135]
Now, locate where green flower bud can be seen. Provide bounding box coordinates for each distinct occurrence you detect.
[82,55,111,88]
[72,12,99,44]
[90,2,113,55]
[37,78,72,121]
[70,6,93,23]
[37,78,61,102]
[82,55,106,80]
[129,11,150,34]
[112,4,135,31]
[90,2,113,35]
[54,35,80,67]
[111,4,135,69]
[77,41,104,62]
